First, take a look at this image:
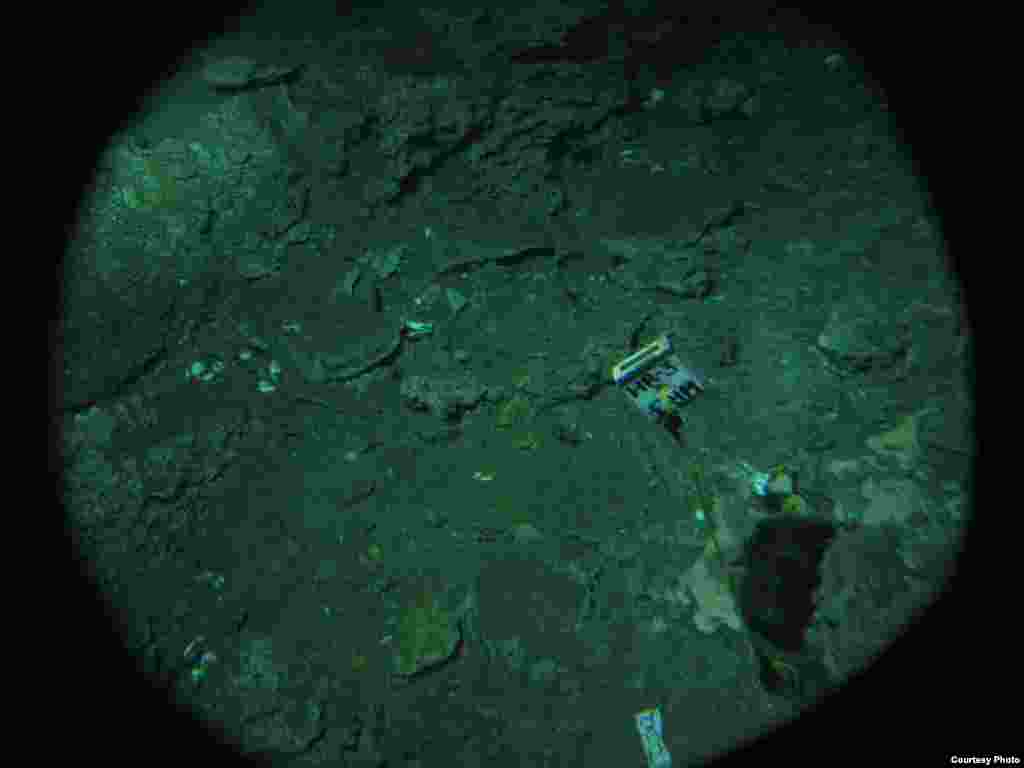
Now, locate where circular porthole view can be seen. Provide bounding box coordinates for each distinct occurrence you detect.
[53,2,982,766]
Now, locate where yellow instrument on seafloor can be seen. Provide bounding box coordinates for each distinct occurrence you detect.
[611,334,705,422]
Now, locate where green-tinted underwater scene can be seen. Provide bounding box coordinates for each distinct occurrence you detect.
[60,3,971,765]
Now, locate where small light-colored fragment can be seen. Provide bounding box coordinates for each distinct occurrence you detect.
[202,56,258,88]
[201,56,299,90]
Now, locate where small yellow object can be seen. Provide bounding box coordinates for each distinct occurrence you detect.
[878,415,917,452]
[514,431,540,451]
[703,535,720,560]
[781,494,807,515]
[497,394,530,429]
[611,334,671,385]
[769,655,798,686]
[656,385,674,412]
